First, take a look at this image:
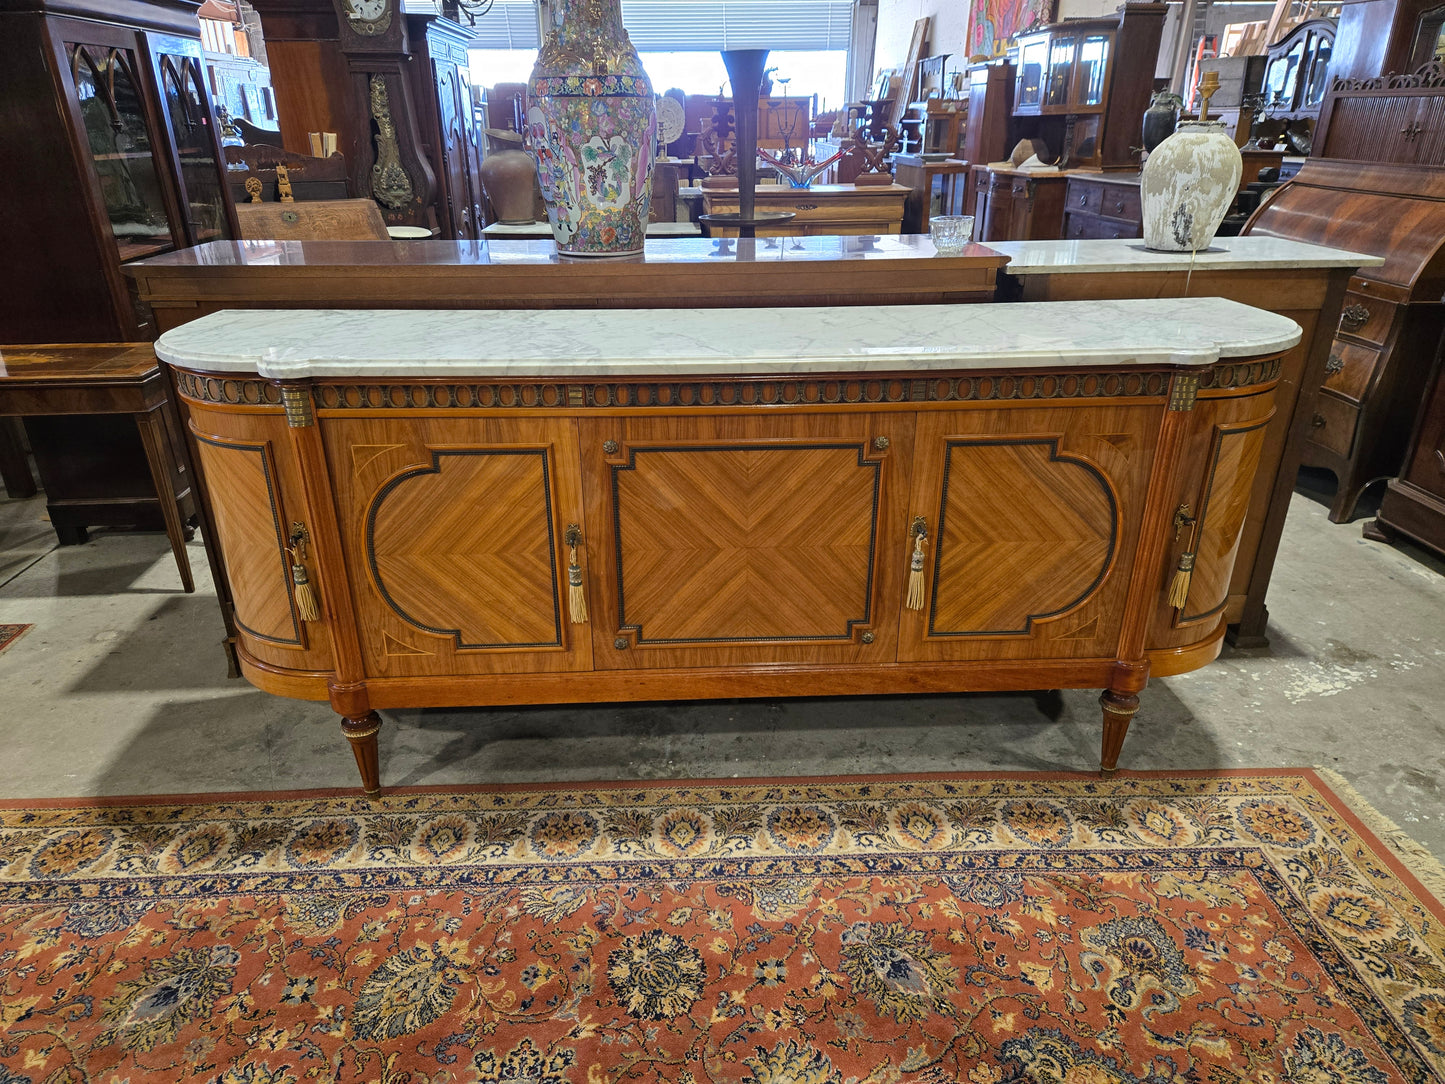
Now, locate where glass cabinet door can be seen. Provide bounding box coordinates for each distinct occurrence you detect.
[1016,37,1048,111]
[153,40,232,245]
[67,43,176,261]
[1076,34,1111,107]
[1302,31,1333,108]
[1045,36,1076,107]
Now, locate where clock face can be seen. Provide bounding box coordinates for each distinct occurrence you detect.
[345,0,390,32]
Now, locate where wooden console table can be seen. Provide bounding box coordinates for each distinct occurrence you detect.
[157,299,1297,795]
[0,344,196,589]
[992,236,1380,646]
[126,237,1004,333]
[699,185,910,237]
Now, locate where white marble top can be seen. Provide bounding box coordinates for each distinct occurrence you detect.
[156,299,1300,379]
[990,236,1384,275]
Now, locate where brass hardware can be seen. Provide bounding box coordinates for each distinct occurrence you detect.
[602,440,619,454]
[281,385,314,427]
[1340,304,1369,331]
[905,516,929,611]
[1325,352,1345,375]
[565,524,581,547]
[872,435,890,450]
[567,384,585,407]
[1078,194,1088,204]
[614,637,629,650]
[1311,413,1326,428]
[1172,504,1196,540]
[1401,121,1424,141]
[861,631,875,644]
[288,522,310,553]
[565,524,587,624]
[286,523,320,621]
[1197,69,1220,120]
[1167,373,1200,412]
[912,515,928,538]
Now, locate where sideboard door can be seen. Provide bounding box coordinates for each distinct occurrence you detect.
[898,403,1158,662]
[324,416,592,677]
[579,413,912,670]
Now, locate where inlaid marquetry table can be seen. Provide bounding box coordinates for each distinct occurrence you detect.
[156,299,1300,796]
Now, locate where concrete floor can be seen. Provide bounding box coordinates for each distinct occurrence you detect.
[1,482,1442,861]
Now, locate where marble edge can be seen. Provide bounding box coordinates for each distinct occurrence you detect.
[993,239,1385,275]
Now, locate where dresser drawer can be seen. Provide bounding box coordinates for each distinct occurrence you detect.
[1064,212,1138,240]
[1335,290,1393,347]
[1098,185,1141,222]
[1307,393,1359,458]
[1069,179,1103,215]
[1322,339,1382,404]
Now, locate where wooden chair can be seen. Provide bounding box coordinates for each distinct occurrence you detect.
[234,199,391,241]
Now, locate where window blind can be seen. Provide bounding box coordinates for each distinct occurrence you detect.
[464,0,852,51]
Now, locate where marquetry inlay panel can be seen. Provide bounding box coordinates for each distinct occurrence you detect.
[365,449,561,649]
[930,439,1117,636]
[1177,419,1270,626]
[611,444,881,643]
[192,435,300,646]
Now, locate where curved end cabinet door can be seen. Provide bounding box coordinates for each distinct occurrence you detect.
[899,399,1163,663]
[185,404,336,678]
[580,414,911,670]
[324,416,592,677]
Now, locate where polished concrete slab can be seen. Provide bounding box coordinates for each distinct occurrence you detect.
[1,487,1441,861]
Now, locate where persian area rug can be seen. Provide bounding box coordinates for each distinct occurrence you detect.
[0,623,31,656]
[3,771,1445,1084]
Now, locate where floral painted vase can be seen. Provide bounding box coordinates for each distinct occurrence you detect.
[1140,120,1243,252]
[526,0,657,256]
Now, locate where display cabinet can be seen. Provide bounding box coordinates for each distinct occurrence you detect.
[0,0,231,541]
[961,61,1015,216]
[1009,3,1166,170]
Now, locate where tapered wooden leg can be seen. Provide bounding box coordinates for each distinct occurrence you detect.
[1099,690,1140,778]
[341,712,383,799]
[134,407,194,592]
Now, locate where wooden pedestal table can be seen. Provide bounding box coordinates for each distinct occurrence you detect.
[992,236,1381,647]
[157,299,1299,796]
[125,236,1005,333]
[0,344,198,589]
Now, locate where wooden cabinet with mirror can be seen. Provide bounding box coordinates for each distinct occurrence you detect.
[1009,3,1165,170]
[0,0,232,540]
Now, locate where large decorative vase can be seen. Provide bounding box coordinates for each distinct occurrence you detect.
[526,0,657,256]
[1140,120,1243,252]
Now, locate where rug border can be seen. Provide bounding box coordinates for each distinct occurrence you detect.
[3,766,1441,922]
[0,621,32,655]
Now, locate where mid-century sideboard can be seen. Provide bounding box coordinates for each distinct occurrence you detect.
[156,299,1298,796]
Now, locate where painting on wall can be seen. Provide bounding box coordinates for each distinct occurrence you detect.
[966,0,1056,58]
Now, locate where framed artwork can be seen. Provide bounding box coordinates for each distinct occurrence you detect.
[966,0,1056,58]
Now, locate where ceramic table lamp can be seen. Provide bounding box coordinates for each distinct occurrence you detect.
[1140,74,1241,252]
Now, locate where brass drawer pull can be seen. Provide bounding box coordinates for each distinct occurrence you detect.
[1325,353,1345,375]
[1340,304,1369,332]
[566,524,588,624]
[905,516,928,611]
[1311,413,1327,428]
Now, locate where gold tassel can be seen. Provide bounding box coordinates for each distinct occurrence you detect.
[291,560,321,621]
[905,521,928,611]
[1168,550,1195,611]
[566,525,588,624]
[288,522,320,622]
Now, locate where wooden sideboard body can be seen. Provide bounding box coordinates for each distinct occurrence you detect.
[698,185,910,237]
[159,302,1293,796]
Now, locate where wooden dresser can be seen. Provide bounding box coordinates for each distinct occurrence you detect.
[1243,160,1445,521]
[699,185,910,237]
[1316,62,1445,165]
[156,299,1297,795]
[972,167,1068,242]
[1061,174,1143,239]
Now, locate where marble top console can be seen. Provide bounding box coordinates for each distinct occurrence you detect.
[990,236,1383,275]
[155,298,1301,380]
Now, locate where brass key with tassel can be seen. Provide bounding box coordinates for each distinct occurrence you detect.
[565,524,588,624]
[1168,504,1198,611]
[905,516,928,611]
[287,522,321,622]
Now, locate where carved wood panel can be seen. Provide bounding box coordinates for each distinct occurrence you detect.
[899,405,1159,662]
[580,414,911,670]
[323,416,591,677]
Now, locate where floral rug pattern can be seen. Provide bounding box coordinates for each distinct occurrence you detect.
[0,623,31,657]
[1,771,1443,1083]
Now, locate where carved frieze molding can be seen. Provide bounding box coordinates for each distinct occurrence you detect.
[1331,59,1445,92]
[173,358,1280,412]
